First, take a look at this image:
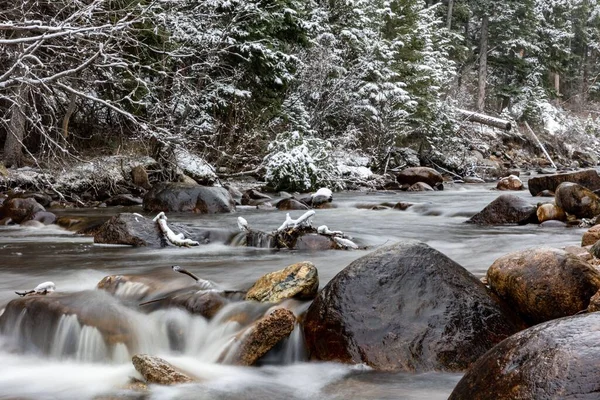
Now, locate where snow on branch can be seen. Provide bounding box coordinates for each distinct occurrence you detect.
[277,210,315,232]
[153,212,200,247]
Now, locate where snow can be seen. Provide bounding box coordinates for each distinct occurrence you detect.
[173,147,217,183]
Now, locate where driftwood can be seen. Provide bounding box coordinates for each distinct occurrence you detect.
[457,109,512,131]
[524,121,557,169]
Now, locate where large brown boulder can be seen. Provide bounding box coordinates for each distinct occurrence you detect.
[582,224,600,246]
[132,354,193,385]
[528,169,600,196]
[555,182,600,218]
[143,183,235,213]
[496,175,523,191]
[94,213,166,247]
[449,313,600,400]
[396,167,443,187]
[466,194,537,225]
[0,197,45,223]
[245,261,319,303]
[224,308,296,366]
[303,241,524,372]
[487,247,600,325]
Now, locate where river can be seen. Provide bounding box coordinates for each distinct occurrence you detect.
[0,183,584,399]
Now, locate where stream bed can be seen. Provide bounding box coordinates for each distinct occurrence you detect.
[0,183,585,399]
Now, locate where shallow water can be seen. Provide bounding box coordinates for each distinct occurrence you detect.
[0,183,585,399]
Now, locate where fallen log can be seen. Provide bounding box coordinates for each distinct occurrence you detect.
[457,109,512,130]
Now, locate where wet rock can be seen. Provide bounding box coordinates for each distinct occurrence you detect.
[0,291,136,353]
[487,247,600,325]
[131,165,151,190]
[449,313,600,400]
[587,290,600,312]
[528,169,600,196]
[394,202,414,210]
[536,203,566,223]
[496,175,523,191]
[143,183,235,213]
[245,261,319,303]
[225,184,243,205]
[293,234,337,250]
[463,177,485,184]
[132,354,193,385]
[539,220,567,228]
[310,188,333,207]
[407,182,434,192]
[535,189,555,197]
[0,197,45,223]
[56,216,109,235]
[226,308,296,366]
[582,224,600,246]
[564,245,593,262]
[555,182,600,219]
[94,213,165,247]
[591,240,600,259]
[164,290,240,319]
[303,241,524,372]
[242,189,272,206]
[276,198,310,211]
[23,211,57,225]
[466,194,537,225]
[396,167,443,187]
[105,194,143,207]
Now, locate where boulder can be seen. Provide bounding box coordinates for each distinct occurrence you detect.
[535,189,555,197]
[528,169,600,196]
[591,240,600,259]
[496,175,523,191]
[242,189,272,206]
[94,213,166,247]
[466,194,537,225]
[564,245,593,262]
[396,167,443,187]
[132,354,193,385]
[276,198,310,211]
[225,308,296,366]
[487,247,600,325]
[407,182,434,192]
[555,182,600,218]
[303,241,524,372]
[449,313,600,400]
[0,197,45,223]
[245,261,319,303]
[143,183,235,213]
[536,203,566,223]
[582,224,600,246]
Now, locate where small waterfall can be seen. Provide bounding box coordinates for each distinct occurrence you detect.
[280,323,308,364]
[230,231,276,248]
[51,314,81,359]
[76,326,108,362]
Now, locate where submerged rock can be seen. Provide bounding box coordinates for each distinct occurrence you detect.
[528,169,600,196]
[94,213,165,247]
[449,313,600,400]
[105,194,143,207]
[245,261,319,303]
[225,308,296,366]
[396,167,443,187]
[132,354,193,385]
[487,247,600,325]
[303,241,523,372]
[555,182,600,219]
[143,183,235,213]
[466,194,537,225]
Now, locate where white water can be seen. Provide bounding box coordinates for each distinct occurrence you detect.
[0,183,585,399]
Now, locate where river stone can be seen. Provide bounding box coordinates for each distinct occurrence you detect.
[535,189,555,197]
[588,290,600,312]
[591,240,600,259]
[143,183,235,213]
[132,354,193,385]
[582,224,600,246]
[0,291,136,353]
[487,247,600,325]
[226,308,296,366]
[293,234,337,250]
[466,194,537,225]
[536,203,566,223]
[449,313,600,400]
[276,198,310,211]
[407,182,434,192]
[245,261,319,303]
[396,167,443,187]
[528,169,600,196]
[555,182,600,219]
[242,189,272,206]
[303,241,524,372]
[0,197,45,223]
[496,175,523,191]
[94,213,166,247]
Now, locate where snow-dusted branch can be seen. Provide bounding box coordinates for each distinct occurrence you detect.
[277,210,315,232]
[153,212,200,247]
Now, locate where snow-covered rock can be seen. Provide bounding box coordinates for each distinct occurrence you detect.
[173,147,217,184]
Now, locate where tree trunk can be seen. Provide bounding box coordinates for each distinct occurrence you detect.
[4,83,28,168]
[477,15,489,112]
[447,0,454,30]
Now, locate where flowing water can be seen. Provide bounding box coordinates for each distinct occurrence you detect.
[0,183,585,399]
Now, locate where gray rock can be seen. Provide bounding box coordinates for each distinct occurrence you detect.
[466,194,537,225]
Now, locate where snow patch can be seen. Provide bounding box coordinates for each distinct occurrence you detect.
[173,147,217,183]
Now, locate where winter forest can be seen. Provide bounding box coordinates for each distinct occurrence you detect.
[1,0,600,191]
